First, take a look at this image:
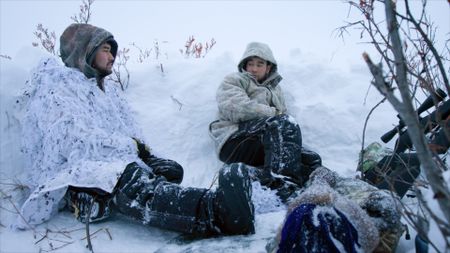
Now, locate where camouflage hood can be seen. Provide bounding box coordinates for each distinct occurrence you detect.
[60,23,118,79]
[237,42,278,76]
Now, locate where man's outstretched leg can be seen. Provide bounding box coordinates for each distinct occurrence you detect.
[113,162,254,236]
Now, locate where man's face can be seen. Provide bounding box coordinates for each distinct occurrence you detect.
[92,43,114,76]
[245,57,271,82]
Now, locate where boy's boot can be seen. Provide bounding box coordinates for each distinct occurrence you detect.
[246,164,300,203]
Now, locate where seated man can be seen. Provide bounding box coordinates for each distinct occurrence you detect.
[209,42,321,201]
[15,23,254,237]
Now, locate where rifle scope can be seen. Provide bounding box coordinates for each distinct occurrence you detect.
[381,88,447,143]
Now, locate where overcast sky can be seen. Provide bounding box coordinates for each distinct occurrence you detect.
[1,0,449,70]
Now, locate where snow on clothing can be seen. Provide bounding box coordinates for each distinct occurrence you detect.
[278,204,362,253]
[266,180,379,253]
[14,23,139,229]
[16,56,255,236]
[15,23,256,236]
[266,166,404,253]
[15,57,144,229]
[307,167,403,252]
[221,114,323,190]
[331,181,404,252]
[209,42,286,156]
[209,42,317,189]
[114,162,255,236]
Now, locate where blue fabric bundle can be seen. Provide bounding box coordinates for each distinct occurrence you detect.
[277,203,360,253]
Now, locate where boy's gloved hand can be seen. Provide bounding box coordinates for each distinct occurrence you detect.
[132,137,151,160]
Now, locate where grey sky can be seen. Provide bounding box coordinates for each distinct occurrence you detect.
[1,1,448,69]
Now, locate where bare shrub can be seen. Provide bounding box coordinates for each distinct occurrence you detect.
[180,36,216,58]
[0,54,12,60]
[130,42,152,63]
[109,47,130,91]
[71,0,95,24]
[32,24,57,55]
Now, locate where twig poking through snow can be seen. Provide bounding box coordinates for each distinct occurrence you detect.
[85,197,95,252]
[170,95,183,111]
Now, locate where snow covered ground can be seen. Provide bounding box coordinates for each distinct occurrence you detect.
[0,46,440,253]
[1,1,449,252]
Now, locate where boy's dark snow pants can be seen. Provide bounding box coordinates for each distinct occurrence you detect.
[220,114,321,188]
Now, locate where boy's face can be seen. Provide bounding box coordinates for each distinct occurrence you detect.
[92,43,115,76]
[245,57,271,82]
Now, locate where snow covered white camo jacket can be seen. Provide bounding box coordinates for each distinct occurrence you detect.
[209,42,287,155]
[14,57,145,229]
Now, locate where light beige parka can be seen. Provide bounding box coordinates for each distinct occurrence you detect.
[209,42,287,155]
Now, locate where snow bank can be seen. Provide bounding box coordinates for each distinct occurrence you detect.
[0,47,444,252]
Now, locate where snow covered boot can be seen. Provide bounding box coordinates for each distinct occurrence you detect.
[298,147,322,184]
[268,147,322,196]
[301,147,322,170]
[67,187,112,223]
[244,164,300,203]
[146,163,255,236]
[263,114,304,186]
[271,179,301,203]
[214,163,255,235]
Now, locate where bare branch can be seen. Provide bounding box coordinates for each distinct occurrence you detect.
[85,197,94,252]
[359,98,386,178]
[170,95,183,111]
[180,36,216,58]
[130,42,152,63]
[71,0,95,24]
[0,189,37,233]
[384,0,450,225]
[403,0,449,93]
[0,54,12,60]
[109,48,130,91]
[33,24,56,55]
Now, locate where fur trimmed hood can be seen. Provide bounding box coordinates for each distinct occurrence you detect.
[237,42,278,76]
